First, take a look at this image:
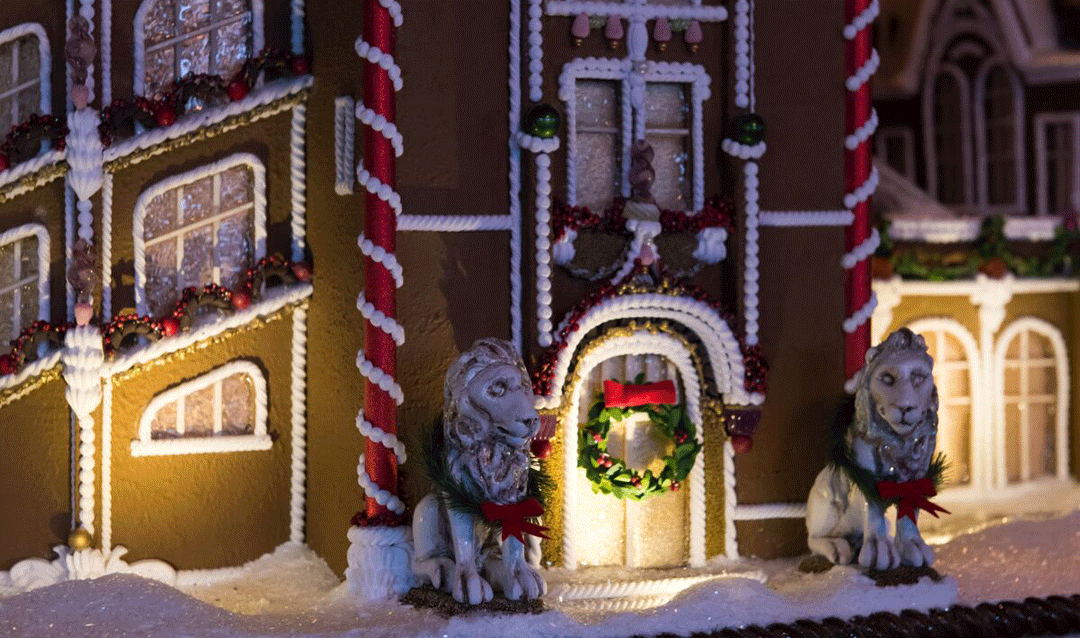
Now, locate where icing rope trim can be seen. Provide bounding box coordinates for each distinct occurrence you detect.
[356,351,404,405]
[357,292,405,345]
[357,453,405,513]
[357,235,403,288]
[356,410,406,463]
[842,227,881,269]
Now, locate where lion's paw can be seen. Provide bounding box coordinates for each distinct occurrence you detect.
[414,557,454,590]
[807,536,854,565]
[496,561,546,601]
[451,564,493,606]
[858,533,899,570]
[897,534,935,567]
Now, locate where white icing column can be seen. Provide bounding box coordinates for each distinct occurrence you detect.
[62,325,104,537]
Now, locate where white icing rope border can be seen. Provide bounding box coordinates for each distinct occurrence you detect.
[845,108,878,151]
[509,0,524,351]
[842,294,877,335]
[356,411,406,463]
[843,0,880,40]
[759,210,854,227]
[101,173,113,317]
[78,0,95,101]
[743,161,761,347]
[290,304,308,543]
[357,292,405,346]
[844,47,880,93]
[397,215,512,232]
[535,152,554,347]
[724,439,737,556]
[334,97,356,195]
[841,227,880,269]
[357,235,403,288]
[357,454,405,513]
[101,378,112,550]
[355,352,405,405]
[527,0,543,103]
[0,149,65,190]
[842,164,879,210]
[101,0,112,104]
[355,102,404,158]
[545,1,727,21]
[514,131,560,154]
[290,103,307,263]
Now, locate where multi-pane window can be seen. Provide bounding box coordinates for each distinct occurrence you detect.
[139,0,255,97]
[131,361,270,456]
[932,72,965,206]
[1035,114,1079,217]
[1002,328,1060,484]
[0,27,44,135]
[0,227,45,342]
[982,65,1017,207]
[644,83,690,211]
[136,156,264,317]
[575,80,621,211]
[913,326,974,487]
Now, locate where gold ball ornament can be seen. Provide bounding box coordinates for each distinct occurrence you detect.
[68,527,93,550]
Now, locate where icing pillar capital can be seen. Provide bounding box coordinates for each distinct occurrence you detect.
[62,324,104,420]
[626,15,649,62]
[870,276,904,346]
[969,274,1014,335]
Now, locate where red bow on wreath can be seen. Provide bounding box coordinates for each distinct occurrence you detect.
[876,478,951,523]
[480,498,549,543]
[603,379,677,408]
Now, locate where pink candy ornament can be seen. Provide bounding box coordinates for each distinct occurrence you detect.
[605,15,624,50]
[571,13,589,46]
[653,17,671,51]
[684,19,703,52]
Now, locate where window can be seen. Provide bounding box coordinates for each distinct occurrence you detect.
[0,24,49,135]
[997,322,1067,485]
[135,0,262,98]
[563,60,708,213]
[1035,113,1080,217]
[0,224,48,342]
[977,63,1023,211]
[131,360,270,456]
[133,154,266,317]
[929,69,969,206]
[875,126,916,182]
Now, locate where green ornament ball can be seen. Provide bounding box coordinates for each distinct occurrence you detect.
[526,103,561,139]
[731,113,766,145]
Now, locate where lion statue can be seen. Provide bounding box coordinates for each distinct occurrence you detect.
[806,327,942,570]
[412,338,546,604]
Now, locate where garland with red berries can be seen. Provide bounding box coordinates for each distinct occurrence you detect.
[578,382,701,500]
[552,195,734,242]
[0,115,68,170]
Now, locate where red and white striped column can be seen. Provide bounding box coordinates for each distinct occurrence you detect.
[842,0,880,391]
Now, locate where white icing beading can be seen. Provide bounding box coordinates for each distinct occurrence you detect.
[759,210,854,227]
[357,292,405,346]
[78,0,95,101]
[545,1,728,21]
[514,131,560,153]
[845,47,880,93]
[842,294,878,335]
[290,304,307,543]
[733,0,751,109]
[527,0,543,103]
[356,454,405,513]
[357,235,403,288]
[397,215,512,232]
[535,152,554,347]
[843,0,880,40]
[355,352,404,405]
[720,138,766,160]
[841,227,880,270]
[102,0,112,104]
[356,411,406,464]
[63,325,105,535]
[290,103,307,263]
[842,164,879,210]
[845,108,878,150]
[743,161,761,347]
[355,102,403,158]
[334,97,356,195]
[509,0,524,351]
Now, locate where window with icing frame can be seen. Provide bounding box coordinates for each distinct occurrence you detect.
[134,0,263,99]
[133,153,266,317]
[1033,112,1080,217]
[130,360,270,457]
[563,61,708,213]
[0,224,49,343]
[0,24,50,137]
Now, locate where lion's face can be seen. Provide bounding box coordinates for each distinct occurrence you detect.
[868,349,935,437]
[460,362,539,448]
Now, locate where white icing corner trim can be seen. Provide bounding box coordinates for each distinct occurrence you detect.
[0,23,51,120]
[515,131,560,153]
[290,102,308,263]
[289,305,307,543]
[0,223,50,324]
[130,360,270,457]
[131,152,268,317]
[0,546,176,593]
[334,96,356,195]
[720,138,766,160]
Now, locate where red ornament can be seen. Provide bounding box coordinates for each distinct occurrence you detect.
[154,104,177,127]
[289,55,311,75]
[530,438,553,459]
[231,290,252,310]
[290,261,312,282]
[226,79,250,102]
[0,354,16,375]
[731,434,753,454]
[160,317,179,336]
[0,154,9,171]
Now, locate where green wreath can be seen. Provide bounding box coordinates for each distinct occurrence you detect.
[578,384,702,501]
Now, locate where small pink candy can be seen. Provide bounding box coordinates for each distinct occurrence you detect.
[653,17,671,42]
[684,19,703,44]
[571,13,590,40]
[639,244,656,265]
[70,85,90,109]
[605,15,624,40]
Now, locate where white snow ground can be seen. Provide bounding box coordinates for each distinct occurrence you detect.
[1,508,1078,638]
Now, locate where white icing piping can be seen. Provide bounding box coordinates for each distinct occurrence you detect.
[289,304,308,543]
[759,210,854,227]
[357,454,405,513]
[0,349,61,393]
[101,379,112,550]
[68,106,105,241]
[64,185,74,319]
[733,0,751,109]
[131,152,268,316]
[104,283,312,376]
[842,296,878,335]
[334,96,356,195]
[733,503,807,520]
[527,0,543,103]
[843,0,880,40]
[345,524,415,601]
[78,0,95,102]
[355,352,404,405]
[514,131,560,153]
[101,174,113,317]
[723,439,736,556]
[0,224,50,322]
[845,108,878,150]
[0,23,51,119]
[357,236,403,288]
[355,98,403,158]
[291,0,305,54]
[841,227,880,270]
[356,412,406,464]
[103,76,313,163]
[538,293,751,409]
[63,324,105,535]
[548,574,733,602]
[357,292,404,345]
[842,164,879,210]
[720,139,766,160]
[845,48,880,93]
[545,1,727,21]
[0,150,65,190]
[561,332,705,568]
[397,215,512,232]
[536,152,554,347]
[130,359,268,457]
[743,161,761,346]
[509,0,524,351]
[290,103,307,262]
[102,0,112,104]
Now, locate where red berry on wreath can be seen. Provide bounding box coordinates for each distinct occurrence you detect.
[154,104,177,127]
[593,433,603,442]
[290,55,311,74]
[530,438,552,459]
[290,261,312,282]
[0,154,9,171]
[671,481,680,492]
[732,434,753,454]
[226,79,250,102]
[0,354,16,375]
[160,317,179,336]
[231,290,252,310]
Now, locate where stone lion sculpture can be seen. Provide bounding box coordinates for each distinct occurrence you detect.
[806,328,943,570]
[412,338,546,604]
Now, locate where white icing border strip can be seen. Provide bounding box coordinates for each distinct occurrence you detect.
[0,223,50,322]
[101,378,112,550]
[397,215,512,232]
[334,97,356,195]
[290,103,307,263]
[0,150,65,190]
[104,283,313,376]
[758,210,854,227]
[103,76,313,163]
[101,174,113,316]
[102,0,112,104]
[561,331,705,568]
[733,0,751,109]
[0,23,52,120]
[0,349,61,393]
[509,0,524,351]
[535,152,555,347]
[289,304,307,542]
[130,360,269,457]
[131,152,268,316]
[545,1,727,21]
[743,162,761,346]
[515,131,560,153]
[527,0,543,103]
[721,139,765,160]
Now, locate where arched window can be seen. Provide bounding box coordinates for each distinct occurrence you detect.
[995,319,1069,486]
[0,24,49,135]
[0,224,48,341]
[135,0,261,98]
[978,63,1022,210]
[931,70,968,206]
[133,154,266,316]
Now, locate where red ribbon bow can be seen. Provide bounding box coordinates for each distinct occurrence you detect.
[876,478,951,523]
[603,379,677,408]
[480,498,549,543]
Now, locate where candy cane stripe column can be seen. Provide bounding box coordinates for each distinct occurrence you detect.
[842,0,879,391]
